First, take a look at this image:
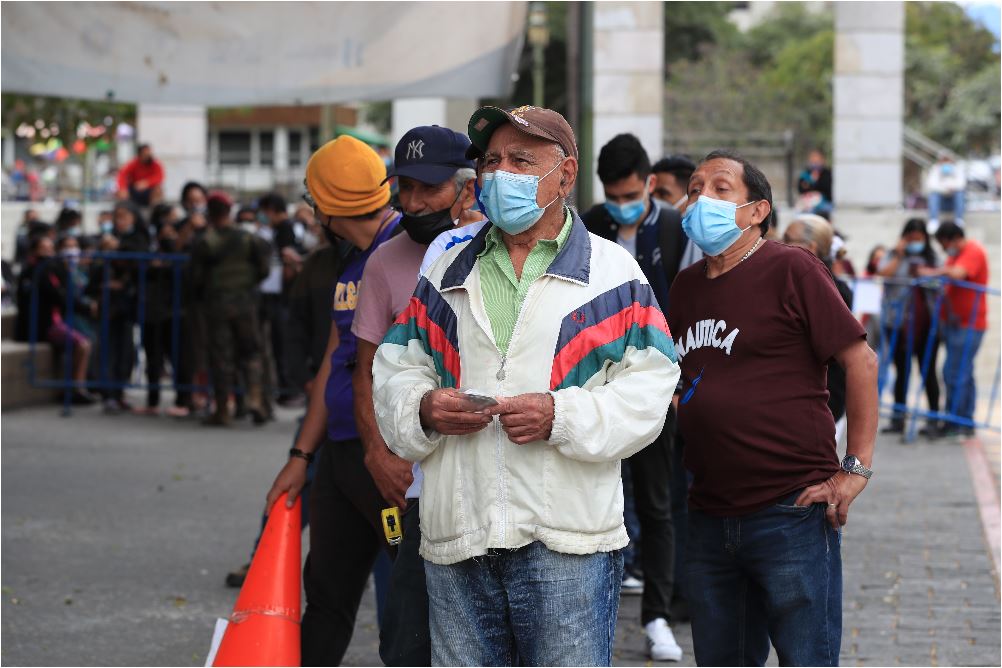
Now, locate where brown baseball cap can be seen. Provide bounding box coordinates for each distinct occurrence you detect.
[467,105,578,160]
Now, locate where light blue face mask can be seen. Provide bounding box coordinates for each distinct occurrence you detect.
[681,195,759,257]
[603,177,652,226]
[605,198,647,226]
[480,160,562,235]
[905,241,925,255]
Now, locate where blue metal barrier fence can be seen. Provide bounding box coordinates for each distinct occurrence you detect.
[855,274,1000,442]
[27,251,197,416]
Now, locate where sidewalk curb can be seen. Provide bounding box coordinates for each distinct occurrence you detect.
[963,435,1001,588]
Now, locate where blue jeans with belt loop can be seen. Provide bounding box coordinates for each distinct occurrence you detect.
[424,540,624,666]
[686,491,842,666]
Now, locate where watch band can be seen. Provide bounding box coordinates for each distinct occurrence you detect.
[289,448,314,464]
[842,455,873,479]
[849,462,873,479]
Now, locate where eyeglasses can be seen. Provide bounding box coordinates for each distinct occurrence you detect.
[301,179,318,215]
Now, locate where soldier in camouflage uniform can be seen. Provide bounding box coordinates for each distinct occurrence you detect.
[189,192,271,426]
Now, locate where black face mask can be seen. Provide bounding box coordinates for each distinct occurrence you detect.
[399,208,456,245]
[322,226,342,247]
[398,190,462,245]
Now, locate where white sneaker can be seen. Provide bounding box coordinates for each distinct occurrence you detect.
[621,573,644,595]
[645,617,683,662]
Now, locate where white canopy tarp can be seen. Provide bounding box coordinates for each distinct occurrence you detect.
[1,1,527,105]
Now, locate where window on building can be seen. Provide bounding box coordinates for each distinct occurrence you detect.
[309,126,321,153]
[289,130,303,166]
[219,131,251,166]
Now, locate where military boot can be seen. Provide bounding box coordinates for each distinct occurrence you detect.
[202,394,232,427]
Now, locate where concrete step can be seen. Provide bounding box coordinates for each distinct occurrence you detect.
[1,340,58,410]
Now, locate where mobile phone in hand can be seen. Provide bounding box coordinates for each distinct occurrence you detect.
[462,390,498,409]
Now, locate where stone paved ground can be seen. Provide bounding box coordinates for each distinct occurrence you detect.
[2,403,999,666]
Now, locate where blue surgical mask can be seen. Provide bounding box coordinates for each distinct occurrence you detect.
[101,222,114,235]
[946,245,960,257]
[474,179,487,216]
[480,161,562,235]
[681,195,758,257]
[605,198,647,226]
[905,241,925,255]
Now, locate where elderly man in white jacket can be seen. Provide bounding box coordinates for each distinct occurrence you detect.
[372,105,680,667]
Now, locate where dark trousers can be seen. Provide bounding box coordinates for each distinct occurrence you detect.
[206,295,263,411]
[301,438,393,666]
[142,317,191,408]
[261,293,291,395]
[379,498,431,666]
[101,316,134,401]
[886,326,940,423]
[686,492,842,666]
[670,415,689,602]
[626,409,676,625]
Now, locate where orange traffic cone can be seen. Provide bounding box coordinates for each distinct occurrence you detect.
[214,493,302,667]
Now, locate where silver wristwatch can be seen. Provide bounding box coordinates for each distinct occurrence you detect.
[841,455,873,479]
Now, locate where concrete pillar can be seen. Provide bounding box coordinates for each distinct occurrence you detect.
[274,126,290,171]
[2,132,15,168]
[392,99,447,151]
[136,104,207,202]
[833,2,904,209]
[590,1,664,203]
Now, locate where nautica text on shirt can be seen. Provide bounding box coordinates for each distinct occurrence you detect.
[675,318,740,358]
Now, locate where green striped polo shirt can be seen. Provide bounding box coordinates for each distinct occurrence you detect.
[477,209,573,355]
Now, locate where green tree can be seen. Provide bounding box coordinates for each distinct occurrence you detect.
[905,1,1000,153]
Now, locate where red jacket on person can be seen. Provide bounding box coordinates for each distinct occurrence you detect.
[117,158,164,191]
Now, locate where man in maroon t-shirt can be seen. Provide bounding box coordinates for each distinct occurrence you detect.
[666,150,878,666]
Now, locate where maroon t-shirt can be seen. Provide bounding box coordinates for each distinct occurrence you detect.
[667,241,866,516]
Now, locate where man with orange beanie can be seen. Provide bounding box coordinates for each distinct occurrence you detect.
[264,135,402,665]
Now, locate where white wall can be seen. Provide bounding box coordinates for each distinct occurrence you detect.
[136,104,207,202]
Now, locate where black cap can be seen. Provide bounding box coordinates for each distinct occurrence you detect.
[384,125,475,185]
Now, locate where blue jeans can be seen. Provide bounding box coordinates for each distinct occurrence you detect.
[686,492,842,666]
[424,541,624,666]
[928,190,965,222]
[942,324,985,422]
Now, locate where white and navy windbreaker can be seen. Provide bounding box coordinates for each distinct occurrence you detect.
[372,212,680,566]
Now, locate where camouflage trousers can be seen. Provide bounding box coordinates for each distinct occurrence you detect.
[206,294,264,413]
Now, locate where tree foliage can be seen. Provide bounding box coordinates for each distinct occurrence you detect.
[664,1,999,159]
[905,1,1000,153]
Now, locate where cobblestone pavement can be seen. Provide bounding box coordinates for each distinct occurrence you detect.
[2,404,999,666]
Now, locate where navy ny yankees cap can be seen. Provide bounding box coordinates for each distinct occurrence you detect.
[383,125,475,185]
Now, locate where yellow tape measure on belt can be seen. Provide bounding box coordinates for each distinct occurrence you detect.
[381,507,402,545]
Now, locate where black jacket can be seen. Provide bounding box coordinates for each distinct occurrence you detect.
[580,201,688,312]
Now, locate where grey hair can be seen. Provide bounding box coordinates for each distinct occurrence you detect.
[788,214,834,259]
[453,167,476,193]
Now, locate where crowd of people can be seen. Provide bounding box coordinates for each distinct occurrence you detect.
[11,157,328,422]
[6,105,991,668]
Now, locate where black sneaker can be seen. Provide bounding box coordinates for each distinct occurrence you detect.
[71,389,98,405]
[250,409,268,426]
[881,422,904,434]
[225,563,250,588]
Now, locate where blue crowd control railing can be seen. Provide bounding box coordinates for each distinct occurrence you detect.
[27,251,197,416]
[856,274,1000,442]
